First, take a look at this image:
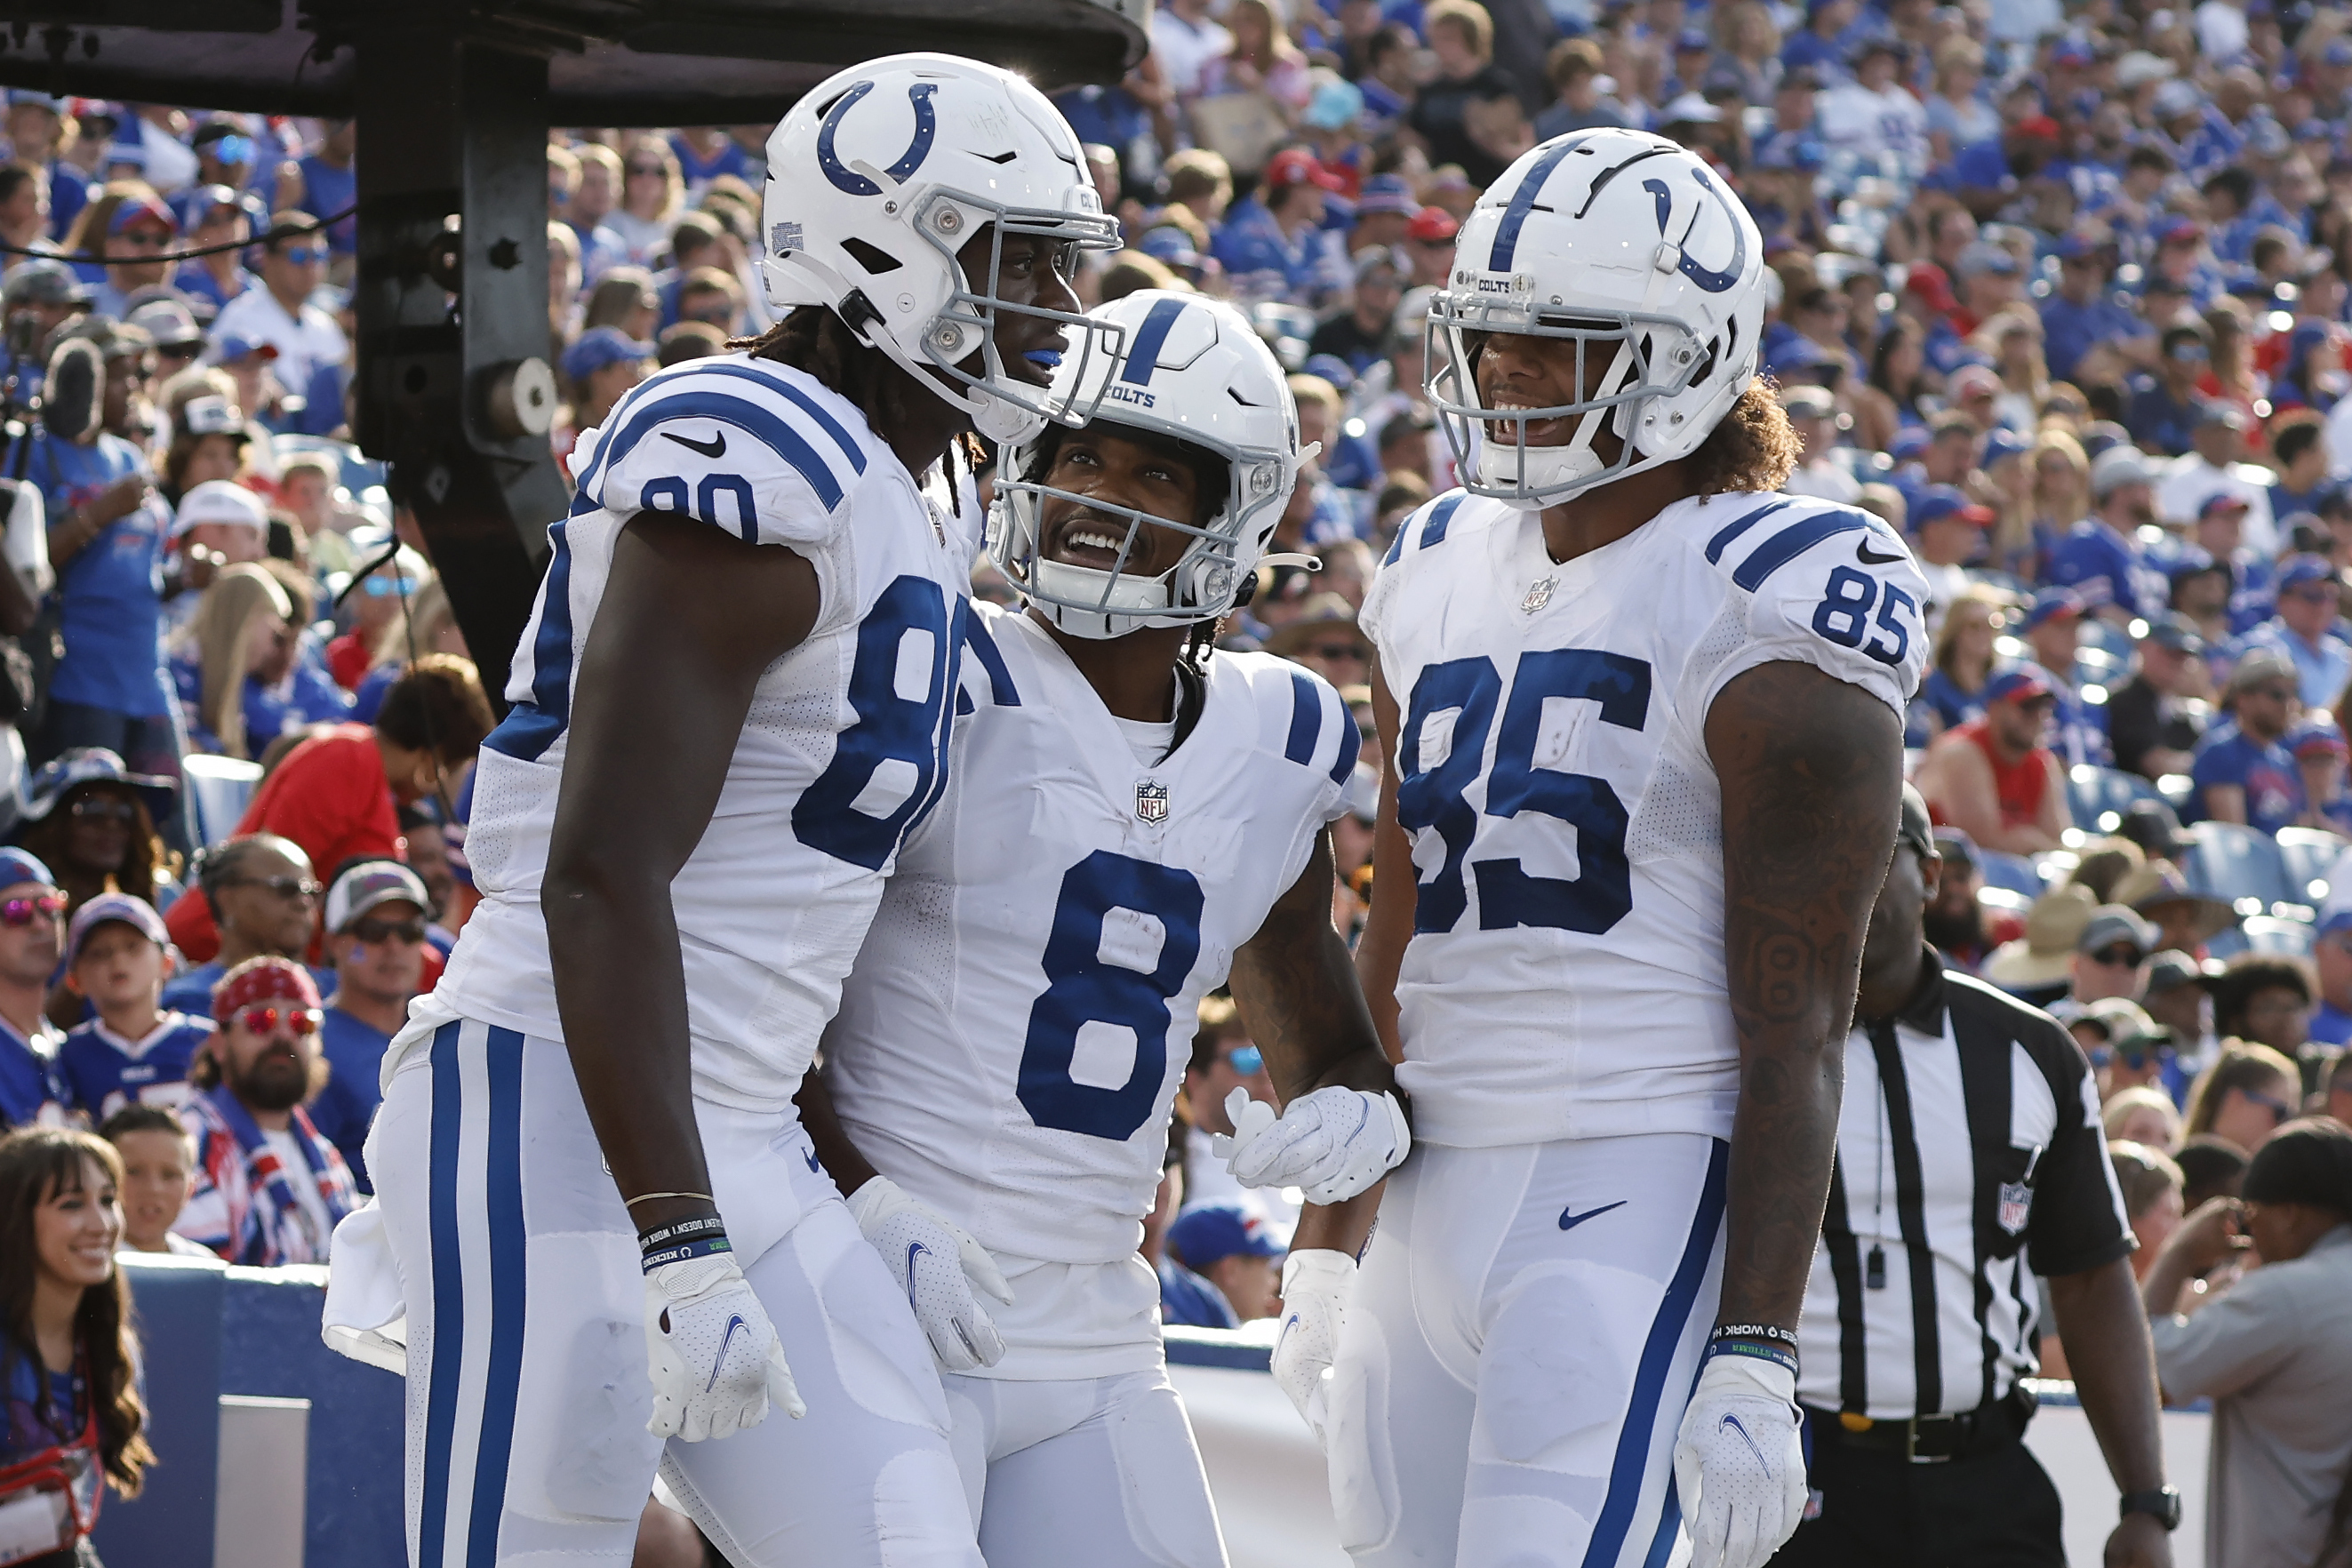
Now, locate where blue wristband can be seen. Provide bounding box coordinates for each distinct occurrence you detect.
[641,1231,733,1273]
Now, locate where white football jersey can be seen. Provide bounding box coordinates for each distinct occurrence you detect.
[1360,487,1930,1148]
[826,604,1355,1267]
[430,354,973,1113]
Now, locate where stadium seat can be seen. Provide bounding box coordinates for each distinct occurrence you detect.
[2206,915,2316,962]
[1975,850,2045,900]
[2180,821,2295,917]
[2274,828,2347,907]
[180,754,262,848]
[2066,765,2162,835]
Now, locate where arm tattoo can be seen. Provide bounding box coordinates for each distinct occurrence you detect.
[1707,661,1903,1329]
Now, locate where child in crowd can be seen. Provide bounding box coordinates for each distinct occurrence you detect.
[99,1103,210,1255]
[56,894,214,1124]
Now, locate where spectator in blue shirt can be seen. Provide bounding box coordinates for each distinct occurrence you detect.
[56,893,211,1123]
[2268,415,2337,522]
[306,860,430,1192]
[2186,492,2277,637]
[1164,1203,1284,1326]
[2190,651,2308,836]
[0,849,66,1131]
[26,340,177,785]
[2126,324,2212,456]
[2308,909,2352,1048]
[293,119,356,256]
[2040,234,2155,384]
[2289,720,2352,838]
[2049,445,2169,623]
[2231,555,2352,711]
[1212,148,1343,300]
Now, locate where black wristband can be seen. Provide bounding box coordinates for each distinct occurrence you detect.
[1711,1323,1799,1350]
[637,1213,726,1251]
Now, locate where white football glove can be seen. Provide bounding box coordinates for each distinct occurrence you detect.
[1212,1084,1410,1205]
[644,1252,804,1441]
[1672,1350,1808,1568]
[1273,1249,1354,1446]
[848,1175,1015,1373]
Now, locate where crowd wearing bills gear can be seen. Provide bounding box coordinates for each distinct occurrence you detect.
[1425,129,1767,510]
[849,1173,1018,1373]
[761,52,1124,445]
[988,290,1309,639]
[333,60,1066,1558]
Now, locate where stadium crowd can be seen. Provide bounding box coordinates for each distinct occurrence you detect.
[4,0,2352,1559]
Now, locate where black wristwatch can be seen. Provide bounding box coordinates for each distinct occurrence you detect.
[2119,1487,2182,1531]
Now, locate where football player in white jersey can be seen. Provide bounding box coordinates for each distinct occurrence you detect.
[803,289,1410,1567]
[326,55,1124,1568]
[1256,129,1932,1568]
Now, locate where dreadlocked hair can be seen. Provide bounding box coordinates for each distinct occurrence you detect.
[730,307,986,515]
[1683,380,1802,497]
[1181,617,1223,674]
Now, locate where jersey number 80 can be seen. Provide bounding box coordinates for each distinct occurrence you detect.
[1397,649,1652,936]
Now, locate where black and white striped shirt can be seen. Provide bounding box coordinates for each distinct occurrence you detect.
[1797,948,2132,1420]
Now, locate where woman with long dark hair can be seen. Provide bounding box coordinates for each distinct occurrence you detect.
[1853,316,1929,454]
[12,751,179,920]
[0,1128,154,1565]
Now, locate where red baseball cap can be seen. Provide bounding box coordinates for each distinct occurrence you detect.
[1264,148,1347,193]
[1406,205,1460,244]
[1903,260,1959,315]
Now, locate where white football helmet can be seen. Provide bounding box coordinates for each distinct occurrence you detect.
[1426,128,1766,510]
[988,291,1304,640]
[763,52,1124,444]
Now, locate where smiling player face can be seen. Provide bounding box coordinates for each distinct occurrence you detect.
[1470,327,1628,465]
[1035,427,1206,584]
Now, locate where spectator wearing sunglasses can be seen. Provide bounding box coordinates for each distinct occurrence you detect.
[305,860,429,1190]
[2230,555,2352,713]
[173,955,355,1264]
[2190,650,2307,836]
[11,748,180,924]
[205,210,346,405]
[0,849,68,1131]
[55,893,210,1124]
[1262,593,1372,688]
[2185,1039,2303,1156]
[159,656,493,965]
[1176,996,1288,1224]
[70,188,177,321]
[158,834,324,1012]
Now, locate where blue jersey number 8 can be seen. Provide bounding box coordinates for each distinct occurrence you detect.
[1018,851,1205,1142]
[1396,649,1652,935]
[793,574,960,871]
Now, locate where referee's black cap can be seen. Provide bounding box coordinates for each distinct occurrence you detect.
[1899,784,1936,860]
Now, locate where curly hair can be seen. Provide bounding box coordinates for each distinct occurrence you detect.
[1683,380,1802,496]
[729,308,982,514]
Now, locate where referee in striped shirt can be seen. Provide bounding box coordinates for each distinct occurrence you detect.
[1771,787,2178,1567]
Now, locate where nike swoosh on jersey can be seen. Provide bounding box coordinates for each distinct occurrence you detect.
[803,1147,822,1173]
[708,1314,749,1392]
[1558,1200,1628,1231]
[662,428,728,460]
[1856,540,1908,564]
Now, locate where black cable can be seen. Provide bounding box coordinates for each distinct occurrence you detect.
[4,204,357,268]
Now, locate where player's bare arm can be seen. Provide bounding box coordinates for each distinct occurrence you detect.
[1704,659,1903,1334]
[1353,660,1413,1065]
[544,512,821,1232]
[1229,829,1394,1103]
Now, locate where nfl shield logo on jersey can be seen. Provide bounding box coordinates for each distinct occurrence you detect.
[1135,780,1170,823]
[1997,1180,2033,1235]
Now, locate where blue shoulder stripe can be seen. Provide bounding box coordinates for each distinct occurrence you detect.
[1284,671,1322,766]
[671,362,869,476]
[1731,508,1875,592]
[1702,498,1796,565]
[1420,490,1467,550]
[481,520,578,762]
[580,388,848,513]
[1326,687,1363,785]
[963,614,1020,708]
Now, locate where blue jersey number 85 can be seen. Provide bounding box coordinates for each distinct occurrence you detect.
[1396,649,1652,935]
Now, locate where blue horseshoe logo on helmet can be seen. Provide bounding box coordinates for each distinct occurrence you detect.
[1641,168,1748,293]
[817,81,940,196]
